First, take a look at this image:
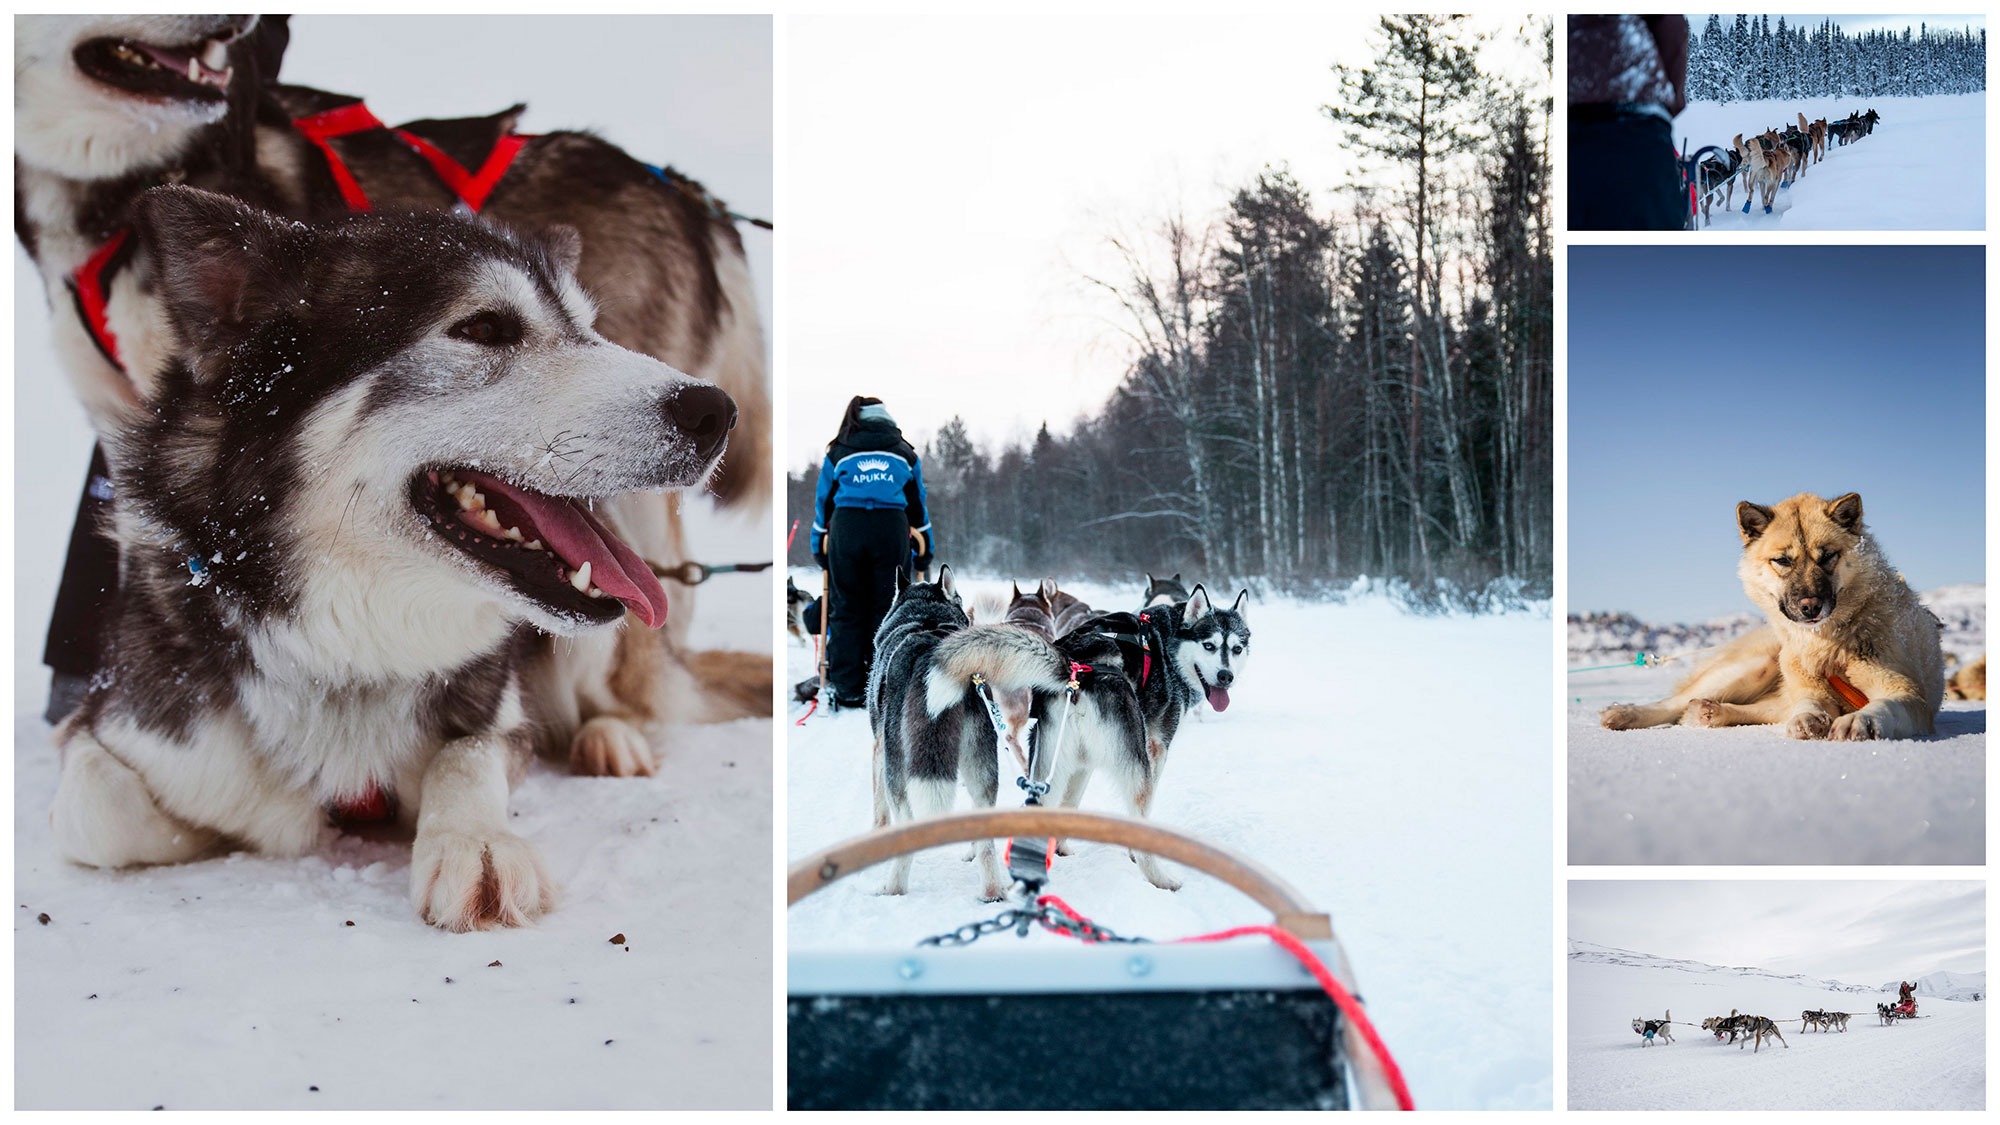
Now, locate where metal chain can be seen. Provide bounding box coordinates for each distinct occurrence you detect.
[917,902,1150,948]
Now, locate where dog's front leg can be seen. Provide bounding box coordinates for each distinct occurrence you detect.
[411,731,555,931]
[1830,667,1935,740]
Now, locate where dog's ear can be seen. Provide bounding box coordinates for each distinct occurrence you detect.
[895,566,910,598]
[1172,572,1182,584]
[1825,492,1863,531]
[1185,584,1212,621]
[1143,571,1154,592]
[1010,580,1021,601]
[1736,501,1776,543]
[1230,588,1250,614]
[938,563,955,600]
[1038,576,1058,602]
[134,186,304,384]
[537,223,584,278]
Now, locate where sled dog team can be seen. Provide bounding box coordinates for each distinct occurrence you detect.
[1717,108,1880,216]
[1641,1004,1916,1049]
[16,15,768,930]
[869,569,1251,898]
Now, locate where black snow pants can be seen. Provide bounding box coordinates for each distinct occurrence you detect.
[1568,109,1685,231]
[825,506,910,705]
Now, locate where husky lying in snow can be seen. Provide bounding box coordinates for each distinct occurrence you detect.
[15,14,769,775]
[50,188,733,931]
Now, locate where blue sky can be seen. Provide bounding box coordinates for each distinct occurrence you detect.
[1569,245,1983,621]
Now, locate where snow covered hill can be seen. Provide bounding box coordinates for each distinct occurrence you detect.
[1675,93,1984,230]
[1880,970,1987,1003]
[1570,941,1985,1110]
[786,575,1553,1110]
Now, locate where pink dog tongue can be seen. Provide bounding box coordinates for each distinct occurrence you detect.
[467,474,668,629]
[1206,686,1231,712]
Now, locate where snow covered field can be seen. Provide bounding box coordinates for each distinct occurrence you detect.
[1569,662,1984,865]
[785,575,1554,1110]
[14,17,773,1110]
[1569,942,1985,1110]
[1677,93,1984,229]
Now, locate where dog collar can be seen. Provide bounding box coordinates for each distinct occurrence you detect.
[69,227,136,373]
[1826,671,1869,710]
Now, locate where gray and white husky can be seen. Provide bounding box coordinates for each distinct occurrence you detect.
[51,187,734,931]
[920,584,1253,891]
[15,14,769,774]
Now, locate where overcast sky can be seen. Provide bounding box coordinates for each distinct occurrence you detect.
[784,14,1546,470]
[1571,881,1985,986]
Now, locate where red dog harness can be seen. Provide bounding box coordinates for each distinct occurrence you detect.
[70,99,529,374]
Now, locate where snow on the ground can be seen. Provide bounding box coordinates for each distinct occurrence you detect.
[786,574,1554,1110]
[1676,93,1984,230]
[1569,663,1984,865]
[1569,941,1985,1110]
[14,17,773,1109]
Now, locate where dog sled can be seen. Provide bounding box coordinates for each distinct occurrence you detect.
[1877,999,1919,1025]
[787,808,1411,1110]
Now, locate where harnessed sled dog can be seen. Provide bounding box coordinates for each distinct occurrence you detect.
[1802,1008,1851,1032]
[1702,1013,1747,1043]
[15,14,769,777]
[913,584,1253,893]
[1600,492,1945,741]
[1632,1010,1672,1046]
[49,188,730,930]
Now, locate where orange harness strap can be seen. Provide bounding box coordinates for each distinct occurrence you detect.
[1826,672,1870,711]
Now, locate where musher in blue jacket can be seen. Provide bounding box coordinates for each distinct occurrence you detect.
[811,397,933,709]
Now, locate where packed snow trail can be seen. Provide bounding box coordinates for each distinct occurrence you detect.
[786,575,1553,1110]
[1569,664,1985,864]
[1677,93,1983,230]
[1570,943,1984,1110]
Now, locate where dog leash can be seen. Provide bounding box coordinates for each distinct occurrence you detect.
[646,559,773,585]
[644,164,772,229]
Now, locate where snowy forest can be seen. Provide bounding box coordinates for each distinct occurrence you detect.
[1686,15,1986,103]
[787,16,1553,603]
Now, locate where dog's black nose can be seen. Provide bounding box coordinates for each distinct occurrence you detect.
[1797,596,1822,618]
[1214,669,1234,688]
[664,384,736,464]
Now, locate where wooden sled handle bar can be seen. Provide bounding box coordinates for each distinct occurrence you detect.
[787,808,1333,941]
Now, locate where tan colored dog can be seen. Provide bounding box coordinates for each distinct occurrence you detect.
[1601,492,1945,741]
[1801,113,1828,164]
[1948,654,1986,700]
[1734,132,1792,214]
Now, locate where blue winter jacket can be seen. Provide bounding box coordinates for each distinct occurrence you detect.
[810,419,932,558]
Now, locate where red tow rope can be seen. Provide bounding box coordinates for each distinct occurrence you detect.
[1035,893,1416,1111]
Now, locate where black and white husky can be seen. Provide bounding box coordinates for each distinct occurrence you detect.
[1632,1010,1672,1046]
[16,14,768,774]
[865,567,1013,898]
[921,584,1252,891]
[50,187,734,931]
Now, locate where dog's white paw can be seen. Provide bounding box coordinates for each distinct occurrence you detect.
[1786,710,1832,740]
[569,716,658,778]
[1831,712,1881,741]
[1135,853,1182,891]
[411,830,556,932]
[1600,704,1640,730]
[1683,699,1725,728]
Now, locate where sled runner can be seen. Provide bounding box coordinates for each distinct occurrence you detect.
[787,808,1408,1110]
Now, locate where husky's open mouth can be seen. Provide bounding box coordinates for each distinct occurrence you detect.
[74,34,234,103]
[410,469,668,629]
[1196,671,1231,713]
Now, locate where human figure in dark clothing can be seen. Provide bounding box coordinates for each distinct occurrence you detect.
[809,397,933,709]
[1569,15,1690,230]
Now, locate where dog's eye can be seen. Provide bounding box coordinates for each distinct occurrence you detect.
[1203,641,1217,652]
[1772,557,1793,569]
[1232,645,1244,656]
[449,310,523,347]
[1821,551,1841,567]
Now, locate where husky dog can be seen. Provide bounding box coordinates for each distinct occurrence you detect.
[866,567,1009,898]
[51,188,734,930]
[1632,1011,1672,1046]
[1004,579,1059,639]
[1142,571,1190,609]
[1822,1010,1850,1032]
[1801,1008,1827,1031]
[923,584,1251,890]
[786,576,817,644]
[15,14,769,775]
[1047,583,1094,637]
[1734,131,1791,214]
[1701,1014,1747,1043]
[1602,493,1945,741]
[1738,1015,1787,1052]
